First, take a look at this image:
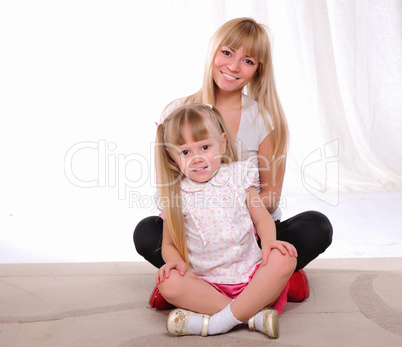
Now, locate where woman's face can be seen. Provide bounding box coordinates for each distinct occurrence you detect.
[212,44,259,94]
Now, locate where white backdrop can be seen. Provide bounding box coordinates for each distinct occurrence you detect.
[1,0,401,263]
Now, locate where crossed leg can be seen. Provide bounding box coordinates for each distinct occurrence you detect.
[157,249,296,320]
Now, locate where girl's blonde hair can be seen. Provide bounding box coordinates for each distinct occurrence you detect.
[156,103,238,266]
[185,17,289,169]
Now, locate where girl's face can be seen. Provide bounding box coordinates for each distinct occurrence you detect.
[212,44,259,94]
[168,120,227,183]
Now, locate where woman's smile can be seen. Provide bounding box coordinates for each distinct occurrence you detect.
[221,71,239,81]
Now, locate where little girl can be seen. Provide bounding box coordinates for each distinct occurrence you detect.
[155,103,297,338]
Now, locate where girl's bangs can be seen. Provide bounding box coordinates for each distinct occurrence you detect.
[168,109,211,146]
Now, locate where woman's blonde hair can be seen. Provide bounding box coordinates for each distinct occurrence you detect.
[186,17,289,168]
[156,103,238,266]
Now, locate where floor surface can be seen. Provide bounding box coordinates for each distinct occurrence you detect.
[1,259,401,347]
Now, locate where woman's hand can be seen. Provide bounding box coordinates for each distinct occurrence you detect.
[261,240,298,266]
[155,260,187,284]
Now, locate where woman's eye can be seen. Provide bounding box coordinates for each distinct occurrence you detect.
[245,59,255,65]
[222,50,231,56]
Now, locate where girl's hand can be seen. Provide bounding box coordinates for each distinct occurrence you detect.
[155,260,187,284]
[261,240,298,266]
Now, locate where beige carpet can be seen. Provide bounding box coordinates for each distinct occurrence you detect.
[1,258,401,347]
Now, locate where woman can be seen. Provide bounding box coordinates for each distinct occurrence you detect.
[134,17,333,307]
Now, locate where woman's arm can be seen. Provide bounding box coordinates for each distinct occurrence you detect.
[257,131,286,214]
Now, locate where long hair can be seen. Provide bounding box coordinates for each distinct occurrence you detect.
[156,103,238,266]
[185,17,289,171]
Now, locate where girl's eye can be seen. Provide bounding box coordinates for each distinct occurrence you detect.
[202,145,209,150]
[181,150,189,156]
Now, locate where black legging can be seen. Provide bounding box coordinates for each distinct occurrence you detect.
[133,211,333,271]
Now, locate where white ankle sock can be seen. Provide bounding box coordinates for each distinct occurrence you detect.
[187,315,202,334]
[208,303,242,335]
[254,310,264,332]
[188,303,242,335]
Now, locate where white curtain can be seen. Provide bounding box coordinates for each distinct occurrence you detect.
[269,0,402,196]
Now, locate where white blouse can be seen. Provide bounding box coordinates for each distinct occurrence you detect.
[156,161,263,284]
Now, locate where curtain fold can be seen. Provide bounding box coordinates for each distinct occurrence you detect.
[272,0,402,195]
